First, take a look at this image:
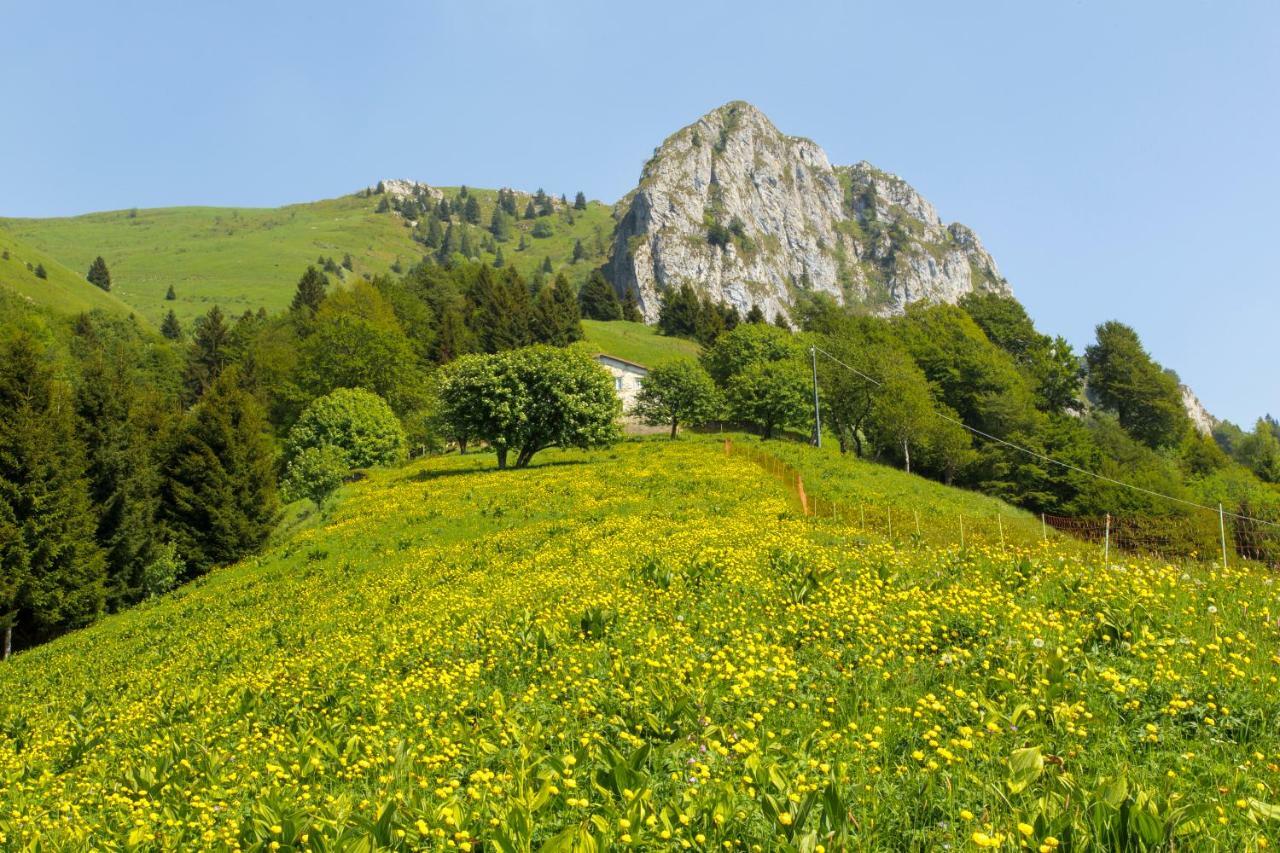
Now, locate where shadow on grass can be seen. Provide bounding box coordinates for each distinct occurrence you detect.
[403,457,592,483]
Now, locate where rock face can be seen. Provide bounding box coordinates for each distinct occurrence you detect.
[607,101,1011,323]
[1180,384,1218,436]
[378,179,443,202]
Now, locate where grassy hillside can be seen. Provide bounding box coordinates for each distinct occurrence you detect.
[581,319,701,366]
[0,227,138,319]
[2,437,1277,849]
[2,188,616,325]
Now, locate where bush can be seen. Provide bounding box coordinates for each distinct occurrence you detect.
[282,446,349,508]
[285,388,406,469]
[139,543,184,599]
[531,222,554,239]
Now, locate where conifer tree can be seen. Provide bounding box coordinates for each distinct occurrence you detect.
[437,198,451,221]
[463,194,482,225]
[34,263,47,280]
[578,271,622,321]
[459,228,475,259]
[532,273,584,346]
[572,239,586,263]
[161,369,278,576]
[621,287,642,323]
[290,265,329,315]
[494,247,506,269]
[341,253,354,272]
[0,334,105,655]
[467,266,533,353]
[438,224,460,263]
[518,233,529,252]
[87,256,112,291]
[574,191,587,210]
[746,303,766,324]
[184,306,232,401]
[160,310,183,341]
[165,284,176,301]
[524,200,536,220]
[74,348,169,610]
[541,255,553,274]
[425,214,444,248]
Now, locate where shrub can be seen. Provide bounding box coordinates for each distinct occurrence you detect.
[285,388,406,469]
[282,446,349,508]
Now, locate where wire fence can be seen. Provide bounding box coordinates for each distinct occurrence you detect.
[726,438,1280,569]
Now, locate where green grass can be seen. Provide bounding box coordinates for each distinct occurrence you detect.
[2,437,1278,849]
[0,227,138,320]
[580,319,701,366]
[2,189,617,325]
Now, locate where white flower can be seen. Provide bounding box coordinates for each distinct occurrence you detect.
[1032,638,1045,649]
[1207,605,1218,615]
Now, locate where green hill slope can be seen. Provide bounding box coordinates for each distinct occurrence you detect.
[1,438,1275,849]
[2,189,616,325]
[0,227,138,319]
[580,319,701,366]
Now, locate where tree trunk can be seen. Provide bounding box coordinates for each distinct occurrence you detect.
[902,438,911,474]
[762,423,773,440]
[458,436,468,455]
[3,625,10,661]
[496,447,508,469]
[670,419,678,439]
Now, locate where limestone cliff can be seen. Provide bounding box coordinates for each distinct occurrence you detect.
[607,101,1011,322]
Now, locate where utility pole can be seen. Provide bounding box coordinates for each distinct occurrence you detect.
[809,346,821,448]
[1219,503,1229,569]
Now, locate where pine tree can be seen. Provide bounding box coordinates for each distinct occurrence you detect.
[574,191,587,210]
[572,239,586,263]
[426,214,444,249]
[438,224,460,263]
[459,228,475,259]
[518,233,529,252]
[541,256,553,274]
[773,312,790,329]
[494,247,506,269]
[184,306,232,401]
[524,200,536,220]
[0,334,105,655]
[746,303,766,324]
[161,369,278,576]
[578,271,623,321]
[160,310,183,341]
[86,256,112,291]
[33,263,47,280]
[341,253,354,272]
[467,266,533,353]
[74,348,168,610]
[437,198,451,221]
[165,284,176,301]
[532,273,585,346]
[290,265,329,315]
[463,194,482,225]
[621,287,642,323]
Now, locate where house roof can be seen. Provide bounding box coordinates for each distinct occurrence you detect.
[592,352,649,372]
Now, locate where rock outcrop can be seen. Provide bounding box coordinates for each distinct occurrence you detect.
[607,101,1011,323]
[1180,384,1218,436]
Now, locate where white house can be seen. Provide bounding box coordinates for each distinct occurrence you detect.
[593,353,648,414]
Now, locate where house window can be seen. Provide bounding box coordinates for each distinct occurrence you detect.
[615,376,623,391]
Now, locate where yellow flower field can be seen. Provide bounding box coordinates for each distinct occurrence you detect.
[1,439,1278,850]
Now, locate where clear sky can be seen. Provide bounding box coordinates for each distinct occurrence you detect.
[2,0,1276,425]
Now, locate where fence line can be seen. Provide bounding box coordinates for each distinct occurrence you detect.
[725,438,1279,569]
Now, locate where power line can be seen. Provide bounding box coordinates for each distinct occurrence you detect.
[810,345,1280,530]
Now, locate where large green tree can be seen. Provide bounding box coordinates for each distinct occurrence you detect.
[532,273,584,346]
[0,335,105,655]
[633,360,722,438]
[86,256,111,291]
[438,346,619,468]
[578,271,622,321]
[160,369,278,576]
[284,388,406,469]
[1085,321,1190,448]
[290,265,329,315]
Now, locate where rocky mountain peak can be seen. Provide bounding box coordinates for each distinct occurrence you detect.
[607,101,1011,323]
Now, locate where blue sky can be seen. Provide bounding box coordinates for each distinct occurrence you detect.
[2,0,1276,425]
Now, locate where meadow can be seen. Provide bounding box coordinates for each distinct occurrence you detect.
[579,321,701,367]
[1,190,616,326]
[0,229,136,320]
[0,437,1277,850]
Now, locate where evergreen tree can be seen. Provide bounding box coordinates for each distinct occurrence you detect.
[161,369,278,576]
[523,200,536,220]
[621,287,642,323]
[463,194,482,225]
[572,239,586,263]
[773,311,789,329]
[341,253,354,272]
[437,198,451,221]
[432,304,473,363]
[489,207,513,242]
[658,283,703,338]
[87,256,112,291]
[459,228,475,259]
[574,191,587,210]
[746,303,766,324]
[494,247,506,269]
[1085,321,1190,448]
[184,306,232,401]
[426,214,444,249]
[578,271,622,321]
[541,255,553,274]
[165,284,176,300]
[74,348,169,610]
[467,266,534,353]
[160,309,183,341]
[437,224,460,263]
[290,265,329,315]
[518,233,529,252]
[33,264,47,280]
[0,334,105,655]
[532,273,584,346]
